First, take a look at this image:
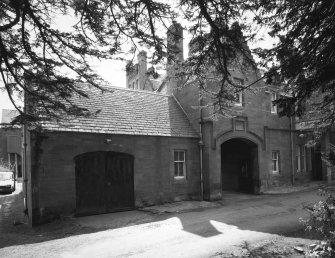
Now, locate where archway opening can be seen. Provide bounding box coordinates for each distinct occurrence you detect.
[221,138,258,193]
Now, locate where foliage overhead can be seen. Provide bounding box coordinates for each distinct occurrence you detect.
[0,0,175,124]
[257,0,335,133]
[0,0,263,124]
[1,0,334,131]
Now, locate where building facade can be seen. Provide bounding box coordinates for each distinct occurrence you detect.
[25,23,329,225]
[0,109,22,179]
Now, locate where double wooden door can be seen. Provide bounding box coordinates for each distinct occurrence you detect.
[75,151,134,216]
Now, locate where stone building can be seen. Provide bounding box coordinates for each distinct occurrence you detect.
[0,109,22,179]
[24,23,327,225]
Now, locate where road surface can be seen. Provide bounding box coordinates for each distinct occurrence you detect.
[0,189,323,258]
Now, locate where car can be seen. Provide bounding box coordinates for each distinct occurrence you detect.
[0,169,15,193]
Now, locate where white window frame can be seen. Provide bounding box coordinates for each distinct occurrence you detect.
[233,78,244,106]
[271,92,278,114]
[272,151,280,173]
[174,150,186,179]
[235,92,243,106]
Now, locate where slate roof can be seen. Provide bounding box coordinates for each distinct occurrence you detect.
[1,109,19,124]
[43,85,199,138]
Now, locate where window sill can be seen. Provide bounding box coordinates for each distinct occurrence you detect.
[296,170,306,173]
[174,176,187,183]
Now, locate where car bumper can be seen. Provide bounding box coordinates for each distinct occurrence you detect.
[0,185,14,192]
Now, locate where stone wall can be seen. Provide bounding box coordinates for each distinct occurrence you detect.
[173,72,299,197]
[28,131,200,224]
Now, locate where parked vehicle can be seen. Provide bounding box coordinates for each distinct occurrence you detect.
[0,169,15,193]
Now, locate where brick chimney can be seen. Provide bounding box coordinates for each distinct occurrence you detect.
[166,22,183,95]
[137,51,147,90]
[126,51,147,90]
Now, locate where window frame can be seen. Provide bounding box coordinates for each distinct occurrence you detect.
[235,92,243,106]
[271,150,280,173]
[233,78,244,107]
[271,92,278,114]
[173,150,187,180]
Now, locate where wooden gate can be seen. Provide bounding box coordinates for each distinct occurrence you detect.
[75,151,134,216]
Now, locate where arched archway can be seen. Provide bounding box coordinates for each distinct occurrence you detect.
[74,151,134,216]
[221,138,259,193]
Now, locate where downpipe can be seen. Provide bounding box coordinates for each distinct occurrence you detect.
[199,89,204,200]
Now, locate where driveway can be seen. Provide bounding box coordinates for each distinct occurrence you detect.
[0,188,326,258]
[0,182,26,232]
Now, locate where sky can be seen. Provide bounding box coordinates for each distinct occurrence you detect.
[0,7,277,122]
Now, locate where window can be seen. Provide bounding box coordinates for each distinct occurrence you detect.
[136,79,139,89]
[174,150,186,179]
[296,145,306,172]
[271,92,278,114]
[234,78,244,106]
[272,151,280,173]
[235,92,243,106]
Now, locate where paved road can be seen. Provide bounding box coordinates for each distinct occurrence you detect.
[0,188,324,258]
[0,182,26,232]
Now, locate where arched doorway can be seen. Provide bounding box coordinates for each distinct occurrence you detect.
[221,138,259,193]
[75,151,134,216]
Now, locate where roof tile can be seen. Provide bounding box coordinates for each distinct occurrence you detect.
[42,86,199,138]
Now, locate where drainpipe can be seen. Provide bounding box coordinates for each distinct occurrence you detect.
[199,89,204,201]
[290,116,295,185]
[23,91,28,212]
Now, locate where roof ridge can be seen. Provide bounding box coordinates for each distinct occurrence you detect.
[108,85,170,97]
[77,82,170,97]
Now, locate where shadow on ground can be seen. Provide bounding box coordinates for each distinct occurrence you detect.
[0,189,324,249]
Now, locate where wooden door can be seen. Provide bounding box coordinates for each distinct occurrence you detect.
[105,152,134,212]
[75,152,106,215]
[75,151,134,216]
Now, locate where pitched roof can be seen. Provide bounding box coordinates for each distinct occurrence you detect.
[1,109,19,124]
[43,86,199,138]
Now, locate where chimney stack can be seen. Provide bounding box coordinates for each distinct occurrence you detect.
[167,22,184,65]
[137,51,147,90]
[167,22,183,95]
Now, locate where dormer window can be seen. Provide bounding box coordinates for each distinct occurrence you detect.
[271,92,278,114]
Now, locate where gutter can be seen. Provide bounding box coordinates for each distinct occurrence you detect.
[198,90,204,200]
[290,116,295,185]
[23,91,28,213]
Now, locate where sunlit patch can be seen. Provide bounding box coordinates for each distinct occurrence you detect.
[210,220,239,233]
